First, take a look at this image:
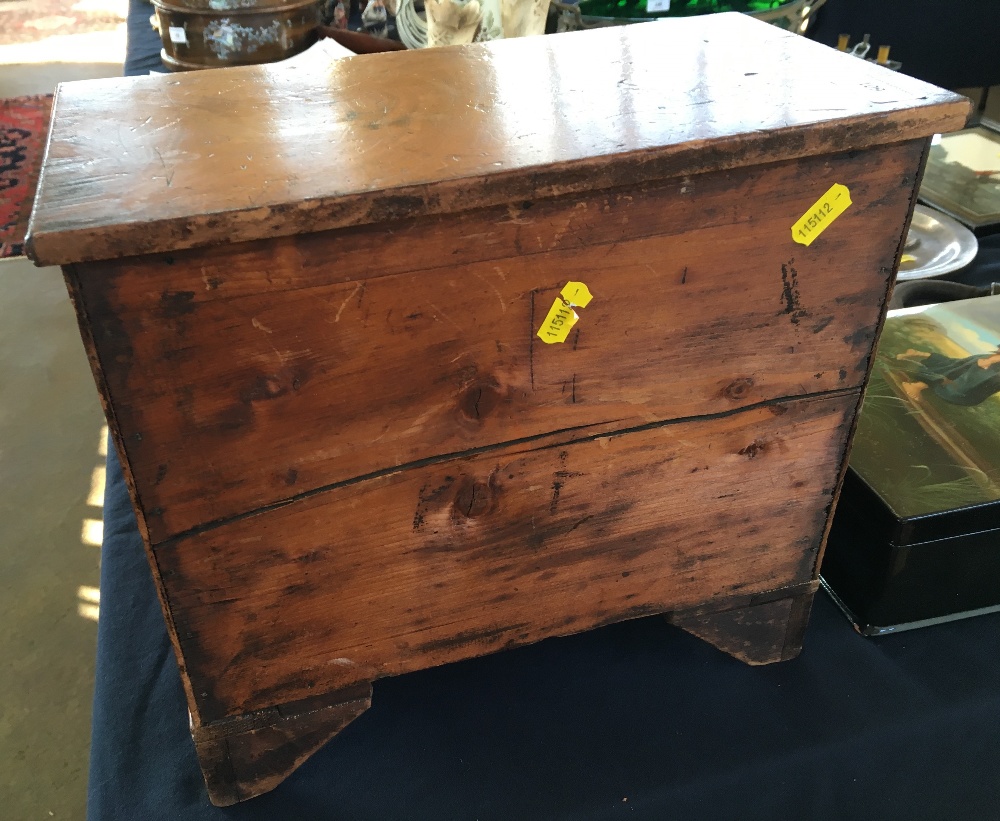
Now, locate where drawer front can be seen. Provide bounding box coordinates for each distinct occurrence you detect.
[73,141,923,541]
[155,392,855,722]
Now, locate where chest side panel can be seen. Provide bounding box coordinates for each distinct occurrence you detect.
[72,141,924,542]
[157,392,855,722]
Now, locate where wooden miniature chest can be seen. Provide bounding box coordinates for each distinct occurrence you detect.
[27,14,968,805]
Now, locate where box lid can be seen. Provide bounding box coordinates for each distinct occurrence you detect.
[26,13,968,265]
[850,294,1000,543]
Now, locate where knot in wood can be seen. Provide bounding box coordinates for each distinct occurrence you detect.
[452,477,494,520]
[722,377,755,401]
[457,378,502,424]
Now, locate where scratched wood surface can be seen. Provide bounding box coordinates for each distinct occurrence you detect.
[26,13,968,265]
[73,141,923,542]
[156,392,854,723]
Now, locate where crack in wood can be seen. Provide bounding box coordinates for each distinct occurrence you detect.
[154,385,856,548]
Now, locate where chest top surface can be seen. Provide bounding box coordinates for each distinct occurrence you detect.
[27,13,967,266]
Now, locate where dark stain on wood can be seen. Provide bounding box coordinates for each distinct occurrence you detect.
[811,315,834,334]
[528,289,536,391]
[843,327,873,349]
[413,476,459,532]
[159,290,196,318]
[549,480,563,514]
[414,623,530,655]
[779,261,809,325]
[369,192,442,223]
[738,439,767,459]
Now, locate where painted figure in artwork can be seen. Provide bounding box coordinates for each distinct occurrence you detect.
[896,345,1000,406]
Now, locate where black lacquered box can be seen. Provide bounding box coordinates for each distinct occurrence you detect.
[822,295,1000,634]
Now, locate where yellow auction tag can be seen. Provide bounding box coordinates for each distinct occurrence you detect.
[538,298,579,344]
[537,280,592,344]
[560,281,593,308]
[792,183,852,247]
[900,254,917,264]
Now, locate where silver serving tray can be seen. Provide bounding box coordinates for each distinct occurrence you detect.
[898,204,979,281]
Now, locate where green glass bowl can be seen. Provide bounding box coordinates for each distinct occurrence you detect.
[554,0,826,34]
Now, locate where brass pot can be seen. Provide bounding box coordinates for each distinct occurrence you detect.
[152,0,321,71]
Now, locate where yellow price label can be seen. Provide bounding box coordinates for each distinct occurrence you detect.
[537,280,593,344]
[900,254,917,265]
[792,183,852,247]
[537,298,579,344]
[560,281,593,308]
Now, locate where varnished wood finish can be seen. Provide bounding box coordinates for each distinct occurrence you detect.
[26,14,967,265]
[30,14,970,804]
[75,141,922,542]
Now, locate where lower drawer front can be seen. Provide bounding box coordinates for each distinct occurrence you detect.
[158,391,855,723]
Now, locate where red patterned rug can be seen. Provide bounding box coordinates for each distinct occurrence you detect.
[0,0,125,47]
[0,94,53,259]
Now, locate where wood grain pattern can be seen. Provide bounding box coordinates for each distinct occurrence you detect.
[156,392,854,723]
[74,141,922,542]
[26,14,968,265]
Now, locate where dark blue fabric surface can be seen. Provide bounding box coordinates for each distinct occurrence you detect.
[88,6,1000,817]
[809,0,1000,91]
[950,234,1000,288]
[124,0,164,77]
[89,444,1000,821]
[889,234,1000,308]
